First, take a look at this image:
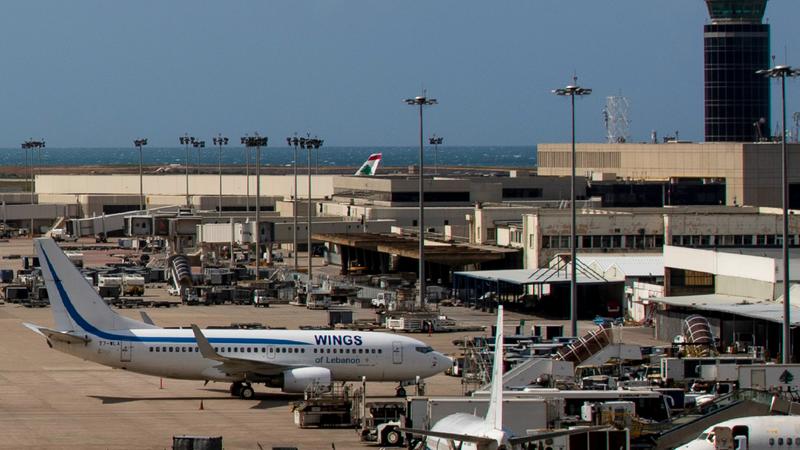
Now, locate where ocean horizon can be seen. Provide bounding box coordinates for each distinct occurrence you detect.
[0,145,537,168]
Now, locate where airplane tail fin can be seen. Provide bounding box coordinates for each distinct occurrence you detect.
[354,153,382,176]
[485,305,504,431]
[35,238,157,333]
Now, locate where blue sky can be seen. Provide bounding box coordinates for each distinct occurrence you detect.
[0,1,797,147]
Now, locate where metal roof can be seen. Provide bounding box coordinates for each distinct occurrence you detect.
[454,261,610,286]
[578,254,664,278]
[648,288,800,326]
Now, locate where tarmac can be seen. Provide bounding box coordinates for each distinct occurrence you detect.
[0,237,666,449]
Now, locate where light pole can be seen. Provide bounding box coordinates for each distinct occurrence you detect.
[134,138,148,211]
[287,135,300,272]
[405,95,437,307]
[242,134,268,280]
[213,135,229,216]
[192,140,206,197]
[244,144,251,212]
[179,134,196,207]
[429,135,443,176]
[757,64,800,363]
[21,139,45,236]
[195,139,206,174]
[304,137,323,282]
[553,80,592,338]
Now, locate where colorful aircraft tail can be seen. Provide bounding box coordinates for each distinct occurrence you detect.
[354,153,382,176]
[35,238,157,333]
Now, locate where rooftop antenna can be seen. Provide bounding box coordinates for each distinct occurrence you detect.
[603,95,631,143]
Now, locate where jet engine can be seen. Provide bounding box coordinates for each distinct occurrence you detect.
[268,367,332,393]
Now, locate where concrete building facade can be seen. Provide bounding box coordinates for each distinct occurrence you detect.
[482,205,800,269]
[538,142,800,207]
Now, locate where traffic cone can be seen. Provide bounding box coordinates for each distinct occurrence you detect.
[199,400,204,410]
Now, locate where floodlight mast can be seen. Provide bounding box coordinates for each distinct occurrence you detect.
[134,138,148,211]
[405,95,437,307]
[21,139,45,236]
[757,64,800,363]
[213,135,229,216]
[241,134,268,280]
[287,135,300,273]
[178,134,196,207]
[553,82,592,338]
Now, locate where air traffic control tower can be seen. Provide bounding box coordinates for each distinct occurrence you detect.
[704,0,771,142]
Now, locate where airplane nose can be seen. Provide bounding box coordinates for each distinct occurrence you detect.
[432,353,451,373]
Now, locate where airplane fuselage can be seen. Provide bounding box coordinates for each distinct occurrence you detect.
[679,416,800,450]
[53,327,444,383]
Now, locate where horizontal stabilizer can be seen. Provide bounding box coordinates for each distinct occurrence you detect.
[399,428,494,445]
[23,322,90,345]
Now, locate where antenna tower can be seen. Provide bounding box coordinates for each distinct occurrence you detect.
[603,96,631,143]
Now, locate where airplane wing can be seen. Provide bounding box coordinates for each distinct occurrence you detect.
[23,322,90,345]
[399,428,495,445]
[191,324,297,376]
[508,426,611,445]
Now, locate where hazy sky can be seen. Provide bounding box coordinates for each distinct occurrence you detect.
[0,1,797,147]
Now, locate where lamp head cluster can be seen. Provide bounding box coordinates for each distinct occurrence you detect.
[192,140,206,148]
[429,135,444,145]
[287,136,323,149]
[133,138,148,147]
[213,136,229,146]
[757,65,800,78]
[553,85,592,97]
[179,135,196,145]
[404,96,437,106]
[21,139,45,150]
[241,135,268,148]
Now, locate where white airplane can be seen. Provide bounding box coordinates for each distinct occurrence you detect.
[402,306,605,450]
[355,153,382,176]
[25,238,449,399]
[679,415,800,450]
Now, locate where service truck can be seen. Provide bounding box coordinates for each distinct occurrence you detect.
[122,274,145,296]
[97,275,122,298]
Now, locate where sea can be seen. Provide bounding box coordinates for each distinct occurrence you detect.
[0,146,536,168]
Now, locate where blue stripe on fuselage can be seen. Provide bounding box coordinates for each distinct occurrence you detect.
[39,244,310,346]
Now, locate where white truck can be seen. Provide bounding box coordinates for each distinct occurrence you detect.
[98,275,122,298]
[371,292,395,309]
[253,289,272,307]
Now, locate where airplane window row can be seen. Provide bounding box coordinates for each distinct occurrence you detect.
[769,437,799,446]
[146,346,382,355]
[149,347,199,353]
[313,348,382,354]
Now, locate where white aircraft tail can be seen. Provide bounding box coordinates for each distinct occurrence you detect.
[35,238,156,332]
[485,305,504,431]
[354,153,382,176]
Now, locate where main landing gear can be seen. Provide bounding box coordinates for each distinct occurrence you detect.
[230,381,256,400]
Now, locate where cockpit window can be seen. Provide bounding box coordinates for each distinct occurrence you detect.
[415,346,433,354]
[698,433,709,441]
